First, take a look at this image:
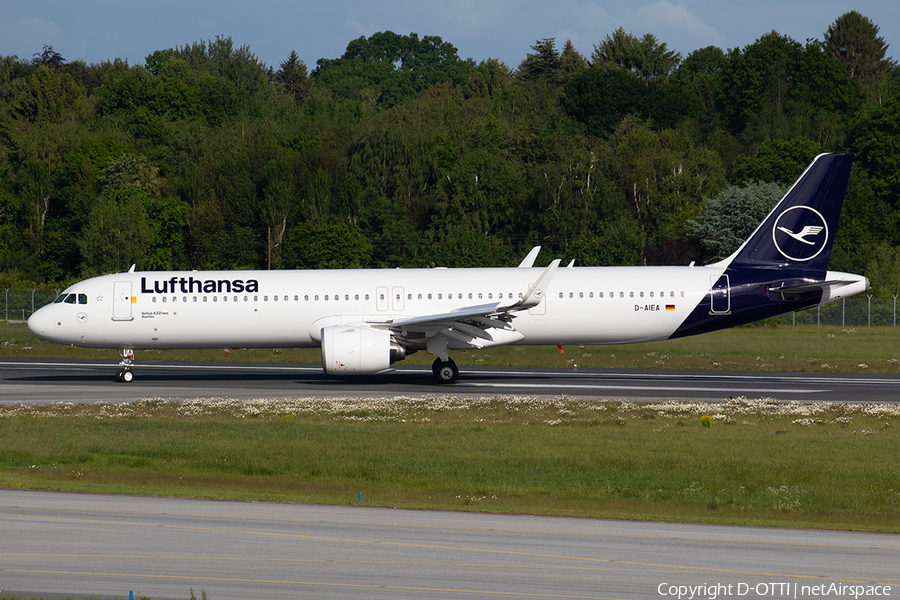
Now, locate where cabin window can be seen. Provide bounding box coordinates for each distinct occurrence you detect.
[468,293,473,299]
[640,292,644,298]
[589,292,594,298]
[355,294,360,301]
[64,294,76,304]
[325,295,329,301]
[488,293,493,299]
[253,296,258,302]
[559,292,564,299]
[598,292,603,298]
[213,296,218,302]
[193,297,198,303]
[365,294,370,301]
[438,293,443,300]
[263,296,268,301]
[579,292,584,298]
[427,293,432,300]
[152,297,157,303]
[568,292,573,298]
[417,293,422,300]
[78,294,88,304]
[619,292,624,298]
[223,296,227,302]
[681,291,685,297]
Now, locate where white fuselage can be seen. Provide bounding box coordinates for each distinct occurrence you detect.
[28,265,730,351]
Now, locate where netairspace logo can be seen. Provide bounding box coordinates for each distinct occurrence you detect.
[657,582,892,600]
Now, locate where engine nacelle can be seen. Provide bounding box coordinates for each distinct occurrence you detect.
[321,325,405,375]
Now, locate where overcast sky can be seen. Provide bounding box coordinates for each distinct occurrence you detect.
[1,1,896,72]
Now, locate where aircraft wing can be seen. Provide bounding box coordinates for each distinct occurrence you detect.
[387,259,561,357]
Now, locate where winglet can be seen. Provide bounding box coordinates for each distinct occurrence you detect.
[507,258,560,311]
[517,246,541,268]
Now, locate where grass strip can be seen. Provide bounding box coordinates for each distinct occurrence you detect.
[2,396,898,532]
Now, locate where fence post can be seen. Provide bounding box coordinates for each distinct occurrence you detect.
[868,295,872,327]
[894,295,898,327]
[842,298,846,327]
[4,288,7,323]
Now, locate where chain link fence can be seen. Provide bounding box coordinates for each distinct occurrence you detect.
[4,289,60,324]
[2,288,896,327]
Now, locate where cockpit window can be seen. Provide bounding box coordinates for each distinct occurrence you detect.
[53,293,88,305]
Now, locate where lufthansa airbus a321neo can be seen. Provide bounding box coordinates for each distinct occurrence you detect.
[28,153,869,383]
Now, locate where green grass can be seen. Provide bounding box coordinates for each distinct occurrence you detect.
[4,322,900,532]
[2,397,898,532]
[4,321,900,373]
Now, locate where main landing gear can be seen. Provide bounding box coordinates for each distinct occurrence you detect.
[432,357,459,384]
[116,348,134,383]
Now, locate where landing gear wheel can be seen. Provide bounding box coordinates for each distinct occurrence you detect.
[432,358,459,384]
[116,369,134,383]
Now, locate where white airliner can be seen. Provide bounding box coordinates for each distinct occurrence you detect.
[28,153,868,383]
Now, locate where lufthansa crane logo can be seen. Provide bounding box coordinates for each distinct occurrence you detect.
[772,205,828,262]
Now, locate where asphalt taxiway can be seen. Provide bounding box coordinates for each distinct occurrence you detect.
[2,490,898,600]
[0,357,897,404]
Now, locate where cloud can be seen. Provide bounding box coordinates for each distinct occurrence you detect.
[637,1,725,48]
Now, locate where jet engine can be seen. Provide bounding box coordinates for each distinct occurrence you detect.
[320,325,407,375]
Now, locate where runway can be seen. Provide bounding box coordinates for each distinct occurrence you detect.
[2,489,898,600]
[1,357,899,404]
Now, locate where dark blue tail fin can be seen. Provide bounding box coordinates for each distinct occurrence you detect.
[725,153,854,272]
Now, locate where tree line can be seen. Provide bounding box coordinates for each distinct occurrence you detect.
[1,13,899,296]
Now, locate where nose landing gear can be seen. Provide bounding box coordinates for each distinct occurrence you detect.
[116,348,135,383]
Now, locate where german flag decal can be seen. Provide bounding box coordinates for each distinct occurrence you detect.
[666,305,675,311]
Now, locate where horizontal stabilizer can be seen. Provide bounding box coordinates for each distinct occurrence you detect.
[771,274,869,303]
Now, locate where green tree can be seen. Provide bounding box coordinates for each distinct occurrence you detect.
[78,189,152,275]
[717,32,860,142]
[613,119,726,262]
[276,50,312,105]
[847,96,900,207]
[731,138,822,185]
[517,38,562,83]
[16,65,84,124]
[313,31,472,107]
[824,11,894,95]
[687,181,785,263]
[282,221,371,269]
[591,28,681,84]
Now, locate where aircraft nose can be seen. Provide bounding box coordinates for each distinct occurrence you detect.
[27,305,56,340]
